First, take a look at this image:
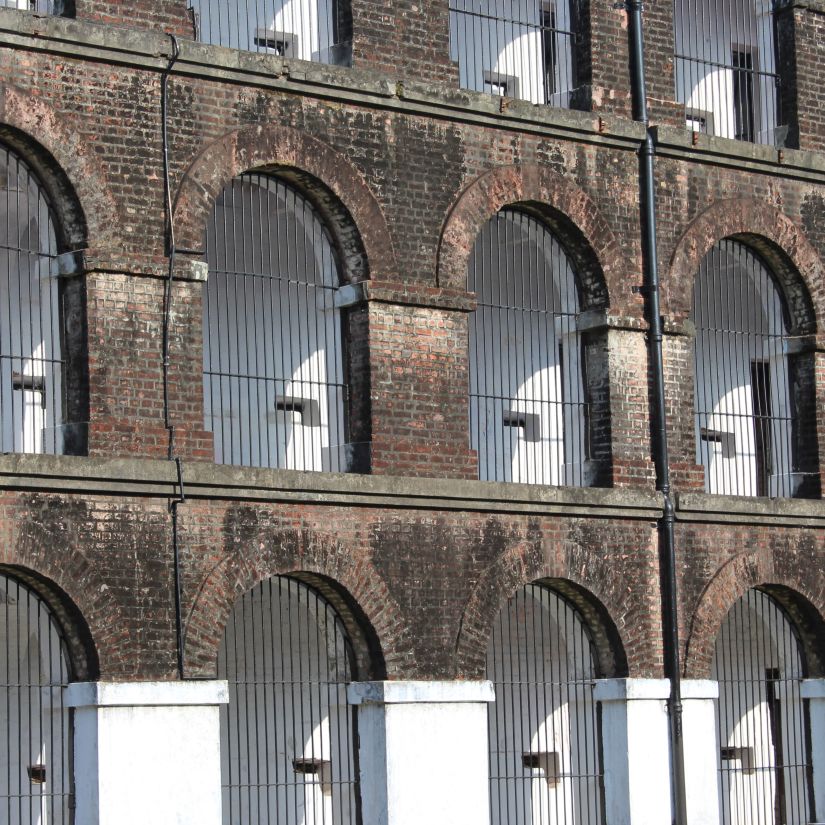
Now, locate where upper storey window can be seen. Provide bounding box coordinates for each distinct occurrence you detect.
[674,0,783,145]
[203,173,349,472]
[189,0,353,66]
[449,0,578,106]
[0,0,69,12]
[0,145,67,455]
[469,209,590,486]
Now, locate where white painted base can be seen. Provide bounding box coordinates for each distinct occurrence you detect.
[682,680,721,825]
[348,681,495,825]
[594,678,673,825]
[802,679,825,823]
[66,681,228,825]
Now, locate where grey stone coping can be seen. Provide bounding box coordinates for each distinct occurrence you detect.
[675,491,825,527]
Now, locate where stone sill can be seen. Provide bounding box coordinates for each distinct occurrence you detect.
[2,6,825,176]
[675,490,825,527]
[0,453,661,519]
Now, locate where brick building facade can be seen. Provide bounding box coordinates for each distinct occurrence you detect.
[0,1,824,824]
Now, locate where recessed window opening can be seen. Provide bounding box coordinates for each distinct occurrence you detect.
[203,173,349,472]
[188,0,353,66]
[0,572,73,825]
[469,209,590,486]
[449,0,578,106]
[691,240,799,498]
[674,0,783,145]
[0,145,66,456]
[487,584,603,825]
[218,576,360,825]
[712,589,812,825]
[0,1,69,13]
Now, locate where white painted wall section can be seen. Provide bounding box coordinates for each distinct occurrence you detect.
[593,678,672,825]
[801,679,825,824]
[66,680,229,825]
[348,680,495,825]
[682,679,722,825]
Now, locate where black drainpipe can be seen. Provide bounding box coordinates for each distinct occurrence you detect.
[161,34,187,680]
[626,3,687,824]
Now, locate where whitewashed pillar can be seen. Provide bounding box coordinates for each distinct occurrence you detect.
[594,678,672,825]
[66,680,228,825]
[681,679,721,825]
[802,678,825,823]
[348,680,495,825]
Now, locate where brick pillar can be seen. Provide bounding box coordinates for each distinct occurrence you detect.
[76,0,195,36]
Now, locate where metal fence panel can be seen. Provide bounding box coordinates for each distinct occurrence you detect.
[203,174,349,472]
[469,209,589,486]
[218,576,360,825]
[487,584,603,825]
[692,240,797,497]
[0,573,73,825]
[713,589,812,825]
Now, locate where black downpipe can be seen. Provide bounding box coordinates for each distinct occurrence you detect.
[627,3,687,824]
[161,34,186,680]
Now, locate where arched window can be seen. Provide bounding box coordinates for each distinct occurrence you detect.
[487,583,603,825]
[713,589,812,825]
[449,0,578,105]
[0,571,73,825]
[0,145,67,456]
[691,240,799,497]
[218,576,360,825]
[189,0,352,66]
[469,209,589,486]
[674,0,781,145]
[203,173,348,472]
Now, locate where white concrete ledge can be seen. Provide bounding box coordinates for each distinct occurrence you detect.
[801,678,825,700]
[593,678,671,702]
[681,679,719,700]
[348,680,495,705]
[65,680,229,708]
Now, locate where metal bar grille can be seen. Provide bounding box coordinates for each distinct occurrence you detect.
[674,0,784,145]
[487,584,603,825]
[188,0,353,66]
[0,1,68,13]
[713,589,812,825]
[0,145,65,456]
[469,209,589,486]
[449,0,578,105]
[0,572,73,825]
[218,576,360,825]
[203,174,349,472]
[691,239,798,497]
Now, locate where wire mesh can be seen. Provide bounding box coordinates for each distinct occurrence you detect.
[713,589,813,825]
[203,173,349,472]
[188,0,353,66]
[487,584,603,825]
[0,145,65,456]
[691,239,799,498]
[468,209,589,486]
[449,0,578,105]
[218,576,360,825]
[0,573,73,825]
[674,0,784,145]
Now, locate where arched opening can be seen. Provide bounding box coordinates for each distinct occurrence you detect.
[203,173,350,472]
[469,208,592,486]
[674,0,782,145]
[713,588,813,825]
[691,239,807,497]
[188,0,352,65]
[217,575,363,825]
[0,571,74,825]
[449,0,579,106]
[0,144,74,456]
[487,583,604,825]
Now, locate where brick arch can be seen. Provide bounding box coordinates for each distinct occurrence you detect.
[684,550,825,679]
[173,124,397,283]
[0,83,117,250]
[182,525,413,681]
[455,542,628,680]
[436,164,627,309]
[666,198,823,333]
